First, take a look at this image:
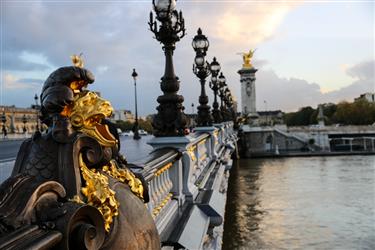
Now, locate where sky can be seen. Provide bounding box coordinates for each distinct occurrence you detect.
[1,0,374,116]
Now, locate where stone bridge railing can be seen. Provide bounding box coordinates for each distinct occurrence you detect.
[129,122,238,249]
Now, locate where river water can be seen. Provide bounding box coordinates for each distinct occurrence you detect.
[222,156,375,250]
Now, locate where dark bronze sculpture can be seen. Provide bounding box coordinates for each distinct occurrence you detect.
[0,60,160,249]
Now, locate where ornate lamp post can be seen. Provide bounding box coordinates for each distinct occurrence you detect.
[22,114,28,134]
[132,69,141,140]
[209,57,222,123]
[192,28,212,127]
[149,0,188,137]
[34,94,40,132]
[1,112,7,138]
[224,88,232,122]
[218,72,227,117]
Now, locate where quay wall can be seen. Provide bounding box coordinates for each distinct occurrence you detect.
[240,125,375,158]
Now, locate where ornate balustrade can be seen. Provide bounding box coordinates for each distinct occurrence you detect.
[129,121,238,249]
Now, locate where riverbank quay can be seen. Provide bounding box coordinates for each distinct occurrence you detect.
[242,150,375,158]
[239,125,375,158]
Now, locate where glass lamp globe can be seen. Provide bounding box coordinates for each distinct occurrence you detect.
[195,55,205,67]
[154,0,176,18]
[218,73,226,86]
[154,0,176,11]
[192,28,209,53]
[210,57,221,74]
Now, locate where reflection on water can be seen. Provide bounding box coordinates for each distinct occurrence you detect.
[119,135,154,162]
[223,156,375,250]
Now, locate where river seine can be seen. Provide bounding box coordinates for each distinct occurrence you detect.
[222,156,375,250]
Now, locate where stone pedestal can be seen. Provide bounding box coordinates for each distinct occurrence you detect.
[238,67,258,123]
[147,135,195,150]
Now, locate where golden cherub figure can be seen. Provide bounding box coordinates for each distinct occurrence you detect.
[240,49,256,68]
[71,53,84,68]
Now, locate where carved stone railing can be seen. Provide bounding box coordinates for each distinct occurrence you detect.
[129,121,238,249]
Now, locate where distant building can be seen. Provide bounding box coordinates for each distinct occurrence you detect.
[111,109,135,122]
[257,110,284,126]
[355,92,375,103]
[0,105,40,133]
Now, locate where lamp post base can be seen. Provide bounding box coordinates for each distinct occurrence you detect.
[133,133,141,140]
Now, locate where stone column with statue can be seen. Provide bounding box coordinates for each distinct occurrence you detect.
[237,49,258,125]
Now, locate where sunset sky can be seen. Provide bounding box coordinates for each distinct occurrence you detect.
[1,0,374,115]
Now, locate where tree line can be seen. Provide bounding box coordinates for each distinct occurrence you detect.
[284,100,375,126]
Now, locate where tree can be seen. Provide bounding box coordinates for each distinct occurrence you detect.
[333,100,375,125]
[284,106,316,126]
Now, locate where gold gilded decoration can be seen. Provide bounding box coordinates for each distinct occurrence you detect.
[78,154,119,232]
[65,56,145,233]
[74,156,145,233]
[102,160,144,200]
[152,193,173,218]
[213,131,219,145]
[70,80,87,94]
[71,53,84,68]
[70,91,117,147]
[199,154,207,162]
[154,162,173,177]
[187,145,197,162]
[239,49,256,68]
[70,54,88,93]
[198,139,206,146]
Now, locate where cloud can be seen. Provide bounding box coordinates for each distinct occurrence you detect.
[180,1,302,47]
[4,73,41,90]
[345,60,374,81]
[255,59,375,112]
[3,50,52,71]
[2,0,372,115]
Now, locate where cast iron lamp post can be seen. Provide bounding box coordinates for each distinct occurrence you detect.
[218,72,227,121]
[224,88,233,122]
[1,112,6,138]
[34,94,40,132]
[22,114,28,134]
[149,0,188,136]
[192,28,212,127]
[132,69,141,140]
[209,57,222,123]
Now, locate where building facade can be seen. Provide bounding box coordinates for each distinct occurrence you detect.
[1,105,40,134]
[111,109,135,122]
[355,92,375,103]
[257,110,284,126]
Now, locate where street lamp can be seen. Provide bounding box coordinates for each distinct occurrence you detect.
[218,72,227,118]
[192,28,212,127]
[132,69,141,140]
[1,111,7,138]
[34,94,40,132]
[209,57,222,123]
[22,114,28,134]
[149,0,188,136]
